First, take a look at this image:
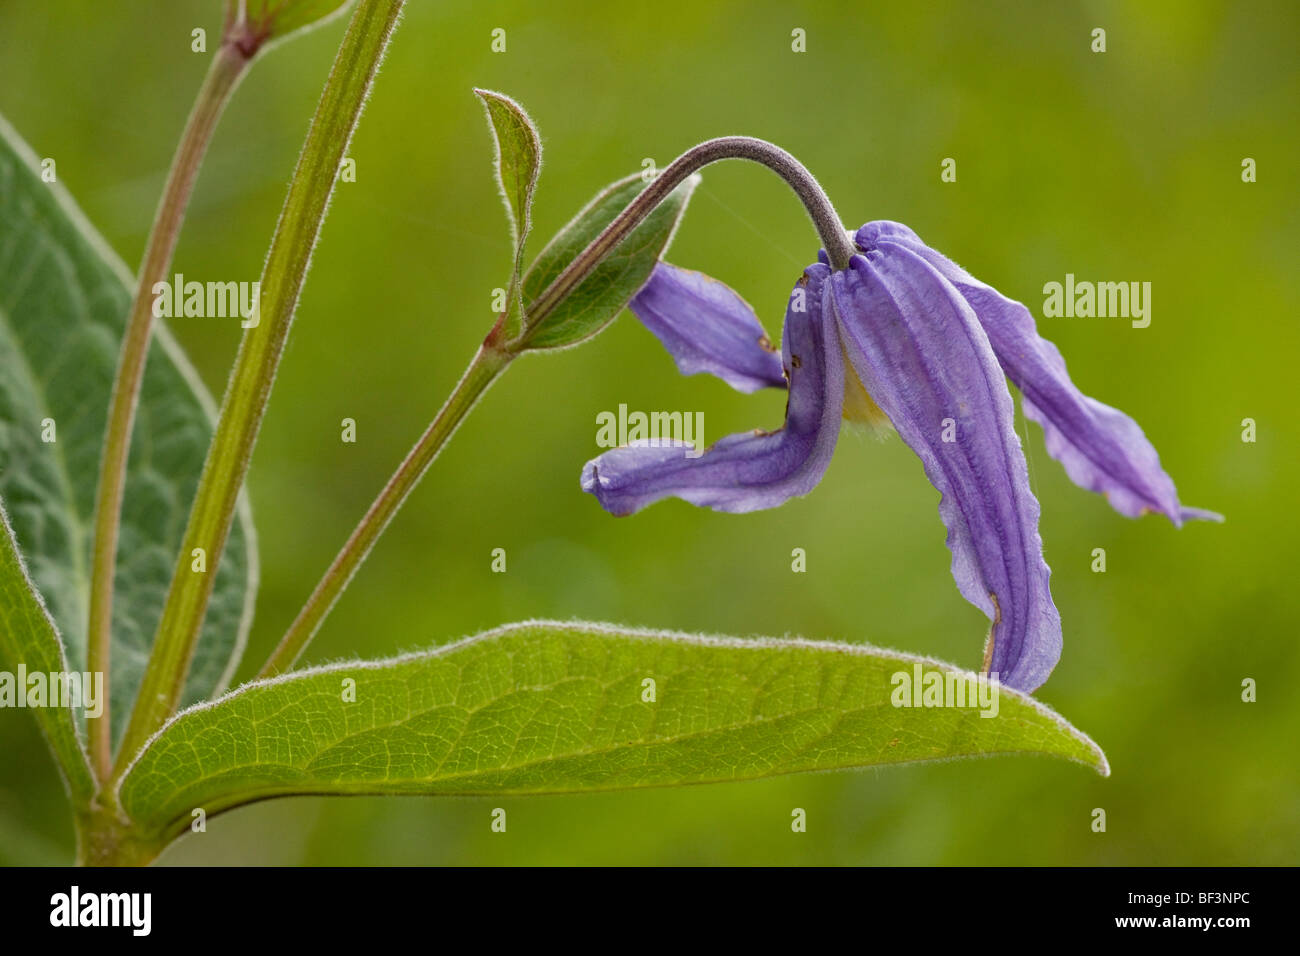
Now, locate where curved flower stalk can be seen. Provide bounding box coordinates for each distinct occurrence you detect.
[583,222,1221,692]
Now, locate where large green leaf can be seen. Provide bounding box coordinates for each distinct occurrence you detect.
[118,621,1106,841]
[0,500,95,802]
[519,173,699,350]
[0,114,258,745]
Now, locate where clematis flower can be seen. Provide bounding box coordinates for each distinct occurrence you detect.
[582,221,1219,692]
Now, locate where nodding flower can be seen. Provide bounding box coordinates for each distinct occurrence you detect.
[582,221,1220,692]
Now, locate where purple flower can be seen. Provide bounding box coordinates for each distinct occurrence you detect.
[583,221,1219,692]
[626,261,787,394]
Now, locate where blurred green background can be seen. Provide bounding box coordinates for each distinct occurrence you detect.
[1,0,1297,865]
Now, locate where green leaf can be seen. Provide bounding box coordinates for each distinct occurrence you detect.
[0,114,258,745]
[474,88,542,257]
[236,0,354,46]
[118,621,1107,841]
[0,499,95,802]
[474,88,543,337]
[519,172,699,350]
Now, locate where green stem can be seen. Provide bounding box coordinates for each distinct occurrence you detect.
[112,0,407,779]
[74,801,163,867]
[259,343,512,677]
[86,40,255,782]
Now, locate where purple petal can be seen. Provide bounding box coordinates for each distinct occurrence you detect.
[831,246,1061,692]
[628,262,787,393]
[583,264,843,515]
[855,222,1220,526]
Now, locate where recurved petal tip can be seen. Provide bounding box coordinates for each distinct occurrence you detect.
[1176,506,1225,526]
[857,220,1216,530]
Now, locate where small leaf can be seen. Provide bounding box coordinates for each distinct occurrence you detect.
[118,621,1107,842]
[234,0,354,46]
[0,499,95,803]
[473,88,543,336]
[519,172,699,350]
[0,115,258,745]
[473,88,542,257]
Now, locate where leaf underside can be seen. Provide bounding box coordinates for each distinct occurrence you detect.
[0,114,258,745]
[119,621,1107,841]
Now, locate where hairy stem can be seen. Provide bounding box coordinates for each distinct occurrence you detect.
[519,135,853,338]
[75,804,162,868]
[113,0,407,778]
[86,40,255,781]
[259,343,512,676]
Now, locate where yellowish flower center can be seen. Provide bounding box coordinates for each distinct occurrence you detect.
[841,347,889,427]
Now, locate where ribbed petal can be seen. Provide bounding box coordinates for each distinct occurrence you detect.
[583,264,843,515]
[855,222,1220,526]
[628,261,787,393]
[830,246,1061,692]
